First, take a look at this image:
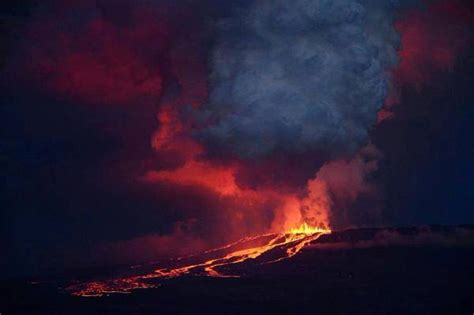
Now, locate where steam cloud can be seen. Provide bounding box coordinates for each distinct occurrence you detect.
[197,0,406,159]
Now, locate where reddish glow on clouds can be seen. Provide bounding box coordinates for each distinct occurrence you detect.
[394,0,472,87]
[147,106,322,232]
[378,0,473,122]
[26,6,172,105]
[377,92,399,122]
[146,105,330,233]
[148,105,240,195]
[17,0,472,264]
[316,146,379,207]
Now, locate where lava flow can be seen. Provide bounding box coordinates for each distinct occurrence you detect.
[67,223,331,297]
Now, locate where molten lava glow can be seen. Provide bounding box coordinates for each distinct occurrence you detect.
[288,222,328,235]
[67,223,331,297]
[64,88,333,298]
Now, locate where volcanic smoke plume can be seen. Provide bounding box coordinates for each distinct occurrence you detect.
[9,0,470,273]
[197,0,401,160]
[1,1,473,308]
[146,0,422,241]
[179,0,413,231]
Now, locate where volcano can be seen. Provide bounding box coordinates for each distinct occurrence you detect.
[3,224,473,315]
[66,223,331,297]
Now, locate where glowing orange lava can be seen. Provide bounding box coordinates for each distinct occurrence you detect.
[67,223,331,297]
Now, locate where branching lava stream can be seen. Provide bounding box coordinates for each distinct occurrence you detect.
[67,223,331,297]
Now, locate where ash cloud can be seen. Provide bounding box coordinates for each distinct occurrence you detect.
[196,0,408,160]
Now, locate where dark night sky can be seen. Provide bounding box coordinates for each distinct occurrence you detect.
[1,0,473,279]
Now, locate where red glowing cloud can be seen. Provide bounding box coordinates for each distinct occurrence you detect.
[378,0,473,122]
[394,0,473,87]
[14,0,471,267]
[25,5,175,106]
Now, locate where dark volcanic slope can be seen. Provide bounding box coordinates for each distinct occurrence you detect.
[2,225,473,315]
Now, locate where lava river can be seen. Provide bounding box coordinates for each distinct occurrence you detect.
[67,223,331,297]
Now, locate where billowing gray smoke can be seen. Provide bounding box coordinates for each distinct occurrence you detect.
[196,0,404,159]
